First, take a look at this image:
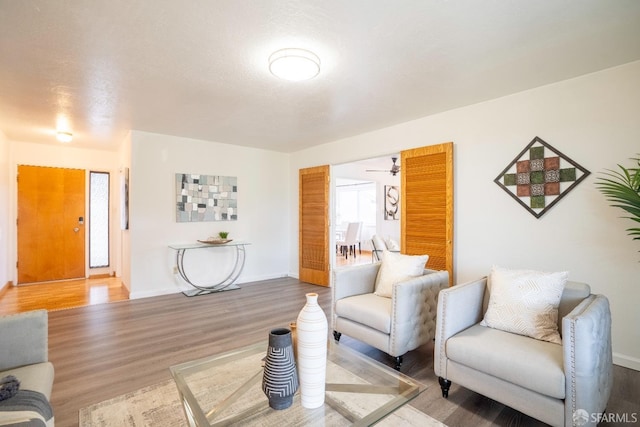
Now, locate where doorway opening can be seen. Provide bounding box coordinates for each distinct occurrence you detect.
[332,155,401,268]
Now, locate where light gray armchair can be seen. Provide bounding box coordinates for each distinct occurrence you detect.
[332,262,449,370]
[434,277,612,427]
[0,310,55,427]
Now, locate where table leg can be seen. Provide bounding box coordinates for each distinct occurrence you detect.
[174,245,247,296]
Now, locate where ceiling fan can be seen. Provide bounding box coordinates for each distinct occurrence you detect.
[366,157,400,176]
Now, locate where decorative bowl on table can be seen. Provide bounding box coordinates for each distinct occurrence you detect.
[198,238,233,244]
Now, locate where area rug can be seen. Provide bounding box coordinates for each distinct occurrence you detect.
[79,378,446,426]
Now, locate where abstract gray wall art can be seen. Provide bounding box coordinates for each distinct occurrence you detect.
[176,173,238,222]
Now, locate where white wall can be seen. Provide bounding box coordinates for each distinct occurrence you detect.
[128,131,290,299]
[0,131,9,289]
[290,61,640,370]
[7,141,121,283]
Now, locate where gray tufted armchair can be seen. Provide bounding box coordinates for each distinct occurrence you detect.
[332,262,449,370]
[435,277,612,427]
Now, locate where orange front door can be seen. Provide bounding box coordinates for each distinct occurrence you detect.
[17,165,86,284]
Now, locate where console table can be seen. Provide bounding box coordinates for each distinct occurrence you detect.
[168,241,250,296]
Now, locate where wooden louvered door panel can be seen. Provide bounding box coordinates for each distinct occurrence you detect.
[17,165,86,284]
[299,165,330,286]
[401,142,454,285]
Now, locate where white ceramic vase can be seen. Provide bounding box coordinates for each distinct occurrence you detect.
[295,292,328,409]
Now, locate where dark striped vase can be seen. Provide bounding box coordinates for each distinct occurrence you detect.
[262,328,299,410]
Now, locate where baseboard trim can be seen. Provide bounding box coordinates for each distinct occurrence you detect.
[0,281,11,297]
[129,288,179,300]
[130,273,294,300]
[613,352,640,372]
[88,273,112,279]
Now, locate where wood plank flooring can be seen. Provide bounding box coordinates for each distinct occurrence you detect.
[0,254,363,315]
[0,276,129,314]
[335,249,373,267]
[4,277,637,426]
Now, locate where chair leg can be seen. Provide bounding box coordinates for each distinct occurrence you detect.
[438,377,451,398]
[394,355,403,371]
[333,331,342,342]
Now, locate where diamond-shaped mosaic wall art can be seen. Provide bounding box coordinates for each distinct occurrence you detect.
[494,137,590,218]
[176,173,238,222]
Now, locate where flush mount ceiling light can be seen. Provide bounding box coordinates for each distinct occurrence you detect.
[269,48,320,81]
[56,131,73,143]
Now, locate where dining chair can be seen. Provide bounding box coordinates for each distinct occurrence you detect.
[336,222,362,258]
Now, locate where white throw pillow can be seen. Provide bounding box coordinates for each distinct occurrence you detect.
[480,266,568,344]
[374,250,429,298]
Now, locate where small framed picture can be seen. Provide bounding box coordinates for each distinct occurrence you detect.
[384,185,399,220]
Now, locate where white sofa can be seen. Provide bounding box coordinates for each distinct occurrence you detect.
[0,310,55,427]
[332,262,449,369]
[434,277,612,427]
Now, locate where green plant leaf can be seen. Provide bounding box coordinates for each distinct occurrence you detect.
[595,155,640,252]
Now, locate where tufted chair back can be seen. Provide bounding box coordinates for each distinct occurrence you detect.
[391,270,445,352]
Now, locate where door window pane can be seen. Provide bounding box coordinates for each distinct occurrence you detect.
[90,172,110,268]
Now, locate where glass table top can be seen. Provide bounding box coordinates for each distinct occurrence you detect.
[170,339,427,426]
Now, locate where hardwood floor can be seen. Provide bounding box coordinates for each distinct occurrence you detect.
[335,249,373,267]
[0,247,368,314]
[0,276,129,314]
[3,277,637,426]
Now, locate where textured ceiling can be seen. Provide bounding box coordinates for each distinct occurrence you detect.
[1,1,640,152]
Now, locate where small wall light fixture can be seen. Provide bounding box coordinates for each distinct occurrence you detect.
[269,48,320,81]
[56,131,73,143]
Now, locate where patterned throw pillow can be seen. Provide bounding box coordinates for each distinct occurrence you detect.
[373,250,429,298]
[480,266,568,344]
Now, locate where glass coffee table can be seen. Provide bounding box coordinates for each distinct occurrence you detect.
[170,340,427,426]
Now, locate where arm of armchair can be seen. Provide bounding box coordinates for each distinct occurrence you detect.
[389,270,449,356]
[332,263,380,300]
[332,263,381,328]
[0,310,48,371]
[562,294,613,426]
[389,270,450,356]
[434,277,487,378]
